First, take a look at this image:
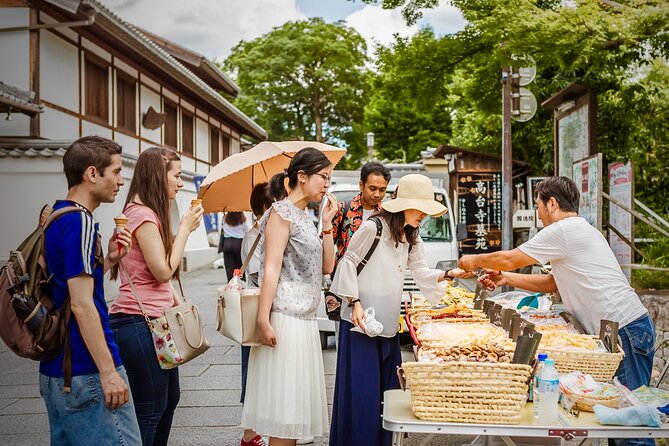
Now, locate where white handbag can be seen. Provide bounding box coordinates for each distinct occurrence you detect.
[216,233,262,346]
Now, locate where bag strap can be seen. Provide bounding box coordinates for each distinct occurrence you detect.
[356,217,383,276]
[239,232,262,277]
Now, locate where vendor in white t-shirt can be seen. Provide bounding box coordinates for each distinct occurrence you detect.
[459,176,655,395]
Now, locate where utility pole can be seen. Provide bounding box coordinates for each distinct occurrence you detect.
[366,132,375,161]
[501,68,514,252]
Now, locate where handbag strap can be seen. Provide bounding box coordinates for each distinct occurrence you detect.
[239,232,262,277]
[119,262,152,324]
[356,216,383,275]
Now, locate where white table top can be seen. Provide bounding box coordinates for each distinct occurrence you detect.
[382,389,669,439]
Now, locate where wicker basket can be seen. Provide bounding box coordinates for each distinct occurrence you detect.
[401,361,532,424]
[543,348,624,381]
[560,385,621,412]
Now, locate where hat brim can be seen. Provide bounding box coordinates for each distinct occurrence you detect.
[381,198,448,217]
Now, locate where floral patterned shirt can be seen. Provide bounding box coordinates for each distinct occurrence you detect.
[331,193,382,265]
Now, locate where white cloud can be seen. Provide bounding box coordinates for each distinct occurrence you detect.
[344,4,419,56]
[422,3,467,36]
[104,0,307,61]
[343,1,466,58]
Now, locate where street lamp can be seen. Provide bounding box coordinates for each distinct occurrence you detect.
[366,132,374,161]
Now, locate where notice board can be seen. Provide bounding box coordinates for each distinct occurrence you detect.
[458,173,502,254]
[572,153,603,230]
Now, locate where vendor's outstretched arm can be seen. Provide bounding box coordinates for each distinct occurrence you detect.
[496,271,557,293]
[459,248,538,272]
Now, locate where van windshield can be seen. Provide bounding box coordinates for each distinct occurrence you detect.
[330,190,452,242]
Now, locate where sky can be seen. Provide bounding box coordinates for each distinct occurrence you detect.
[104,0,467,62]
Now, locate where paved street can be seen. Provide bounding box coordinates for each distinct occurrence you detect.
[0,265,474,446]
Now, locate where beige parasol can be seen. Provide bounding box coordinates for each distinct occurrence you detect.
[197,141,346,213]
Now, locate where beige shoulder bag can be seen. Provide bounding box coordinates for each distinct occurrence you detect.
[121,264,210,369]
[216,233,262,346]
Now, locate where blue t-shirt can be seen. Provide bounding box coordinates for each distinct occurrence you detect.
[39,200,122,377]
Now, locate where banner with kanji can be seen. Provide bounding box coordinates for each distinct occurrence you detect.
[457,173,502,254]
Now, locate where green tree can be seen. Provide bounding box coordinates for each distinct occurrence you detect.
[223,18,368,164]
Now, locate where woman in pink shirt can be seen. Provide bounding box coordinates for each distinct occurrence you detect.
[109,147,202,446]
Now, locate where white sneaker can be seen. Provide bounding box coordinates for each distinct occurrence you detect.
[296,438,314,445]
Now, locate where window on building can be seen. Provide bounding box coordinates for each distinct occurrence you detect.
[210,127,220,165]
[222,134,230,160]
[164,101,177,148]
[116,72,136,133]
[85,55,109,123]
[181,110,194,155]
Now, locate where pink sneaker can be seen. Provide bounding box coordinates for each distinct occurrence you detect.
[241,435,267,446]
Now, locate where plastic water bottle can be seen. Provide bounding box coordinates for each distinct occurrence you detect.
[531,353,548,410]
[225,269,243,292]
[536,358,560,422]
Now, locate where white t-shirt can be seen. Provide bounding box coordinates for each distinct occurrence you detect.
[241,225,261,286]
[518,216,646,334]
[361,208,374,223]
[223,219,252,239]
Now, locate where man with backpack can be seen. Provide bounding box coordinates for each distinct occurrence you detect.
[39,136,140,445]
[324,162,390,324]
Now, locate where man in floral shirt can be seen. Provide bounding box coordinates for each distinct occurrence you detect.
[325,162,390,319]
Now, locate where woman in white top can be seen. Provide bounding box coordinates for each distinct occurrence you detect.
[329,174,471,446]
[241,147,337,446]
[221,211,253,282]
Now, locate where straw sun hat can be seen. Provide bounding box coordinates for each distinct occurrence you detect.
[381,174,447,217]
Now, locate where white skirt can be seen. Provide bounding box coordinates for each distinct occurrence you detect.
[241,311,329,439]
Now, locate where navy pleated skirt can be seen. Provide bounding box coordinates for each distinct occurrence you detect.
[329,319,402,446]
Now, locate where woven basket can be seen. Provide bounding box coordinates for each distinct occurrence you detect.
[543,348,624,381]
[410,314,489,328]
[401,361,532,424]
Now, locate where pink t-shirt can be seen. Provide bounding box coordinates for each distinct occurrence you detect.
[110,203,173,318]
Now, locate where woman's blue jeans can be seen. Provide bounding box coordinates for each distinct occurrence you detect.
[110,313,180,446]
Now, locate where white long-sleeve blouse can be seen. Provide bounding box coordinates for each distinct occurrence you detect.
[329,218,448,337]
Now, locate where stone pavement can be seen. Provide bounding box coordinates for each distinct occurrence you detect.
[0,266,473,446]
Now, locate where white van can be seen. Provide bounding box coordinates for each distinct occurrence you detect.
[316,171,465,347]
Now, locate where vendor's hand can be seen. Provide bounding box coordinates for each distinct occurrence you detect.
[258,319,277,347]
[458,255,479,271]
[320,192,338,225]
[350,302,366,334]
[481,269,505,290]
[447,268,475,279]
[179,206,204,234]
[108,227,132,263]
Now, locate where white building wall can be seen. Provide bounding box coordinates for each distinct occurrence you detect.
[41,106,79,139]
[231,137,241,155]
[40,30,78,112]
[82,120,112,139]
[0,8,30,91]
[195,117,209,163]
[114,133,139,156]
[181,155,195,172]
[139,84,161,143]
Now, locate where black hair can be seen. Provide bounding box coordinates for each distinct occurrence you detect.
[268,147,332,200]
[249,182,272,218]
[534,176,580,213]
[360,161,391,184]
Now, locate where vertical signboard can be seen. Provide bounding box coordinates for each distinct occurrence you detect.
[608,161,634,281]
[572,153,603,230]
[458,173,502,254]
[526,176,547,209]
[193,175,220,235]
[557,105,590,179]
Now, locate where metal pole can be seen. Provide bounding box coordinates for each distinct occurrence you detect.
[501,68,513,252]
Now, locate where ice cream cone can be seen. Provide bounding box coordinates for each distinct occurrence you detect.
[191,199,202,208]
[113,214,128,255]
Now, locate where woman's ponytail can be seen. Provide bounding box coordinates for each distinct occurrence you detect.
[269,170,288,200]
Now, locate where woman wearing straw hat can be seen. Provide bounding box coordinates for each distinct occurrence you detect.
[328,173,472,446]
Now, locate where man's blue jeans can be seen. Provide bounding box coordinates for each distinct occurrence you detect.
[39,366,141,446]
[611,313,656,446]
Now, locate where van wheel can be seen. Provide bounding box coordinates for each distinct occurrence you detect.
[319,331,329,349]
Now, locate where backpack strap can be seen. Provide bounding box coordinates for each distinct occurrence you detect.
[355,216,383,275]
[40,205,89,393]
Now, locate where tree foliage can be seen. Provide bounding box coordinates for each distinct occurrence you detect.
[222,18,368,165]
[366,0,669,215]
